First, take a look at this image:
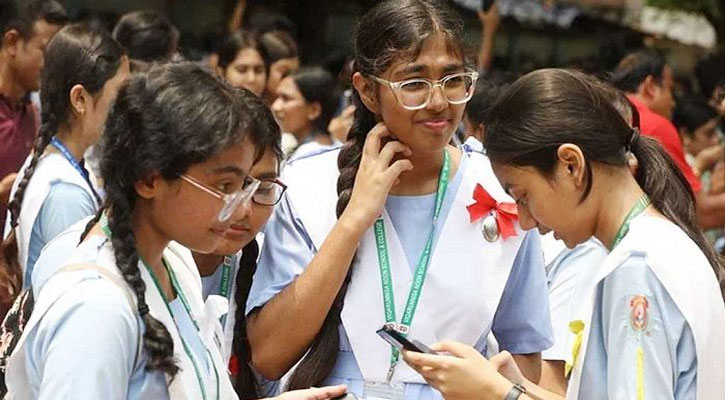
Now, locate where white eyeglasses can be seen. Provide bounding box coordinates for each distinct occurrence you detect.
[369,70,479,110]
[181,174,261,222]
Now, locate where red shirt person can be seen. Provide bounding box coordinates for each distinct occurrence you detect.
[0,0,67,235]
[614,49,725,229]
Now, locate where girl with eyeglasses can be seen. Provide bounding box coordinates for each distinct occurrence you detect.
[402,70,725,400]
[245,1,553,398]
[4,62,346,400]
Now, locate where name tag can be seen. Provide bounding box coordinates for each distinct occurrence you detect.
[363,381,405,400]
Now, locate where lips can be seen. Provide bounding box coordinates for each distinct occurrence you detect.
[225,224,251,239]
[419,118,450,132]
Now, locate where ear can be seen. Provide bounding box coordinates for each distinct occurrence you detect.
[307,101,322,122]
[134,171,163,200]
[352,71,380,114]
[641,75,658,100]
[69,84,89,118]
[556,143,587,189]
[2,29,21,56]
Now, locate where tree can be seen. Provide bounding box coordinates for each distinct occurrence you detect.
[646,0,724,48]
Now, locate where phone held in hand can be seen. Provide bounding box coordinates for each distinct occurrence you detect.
[376,325,436,354]
[481,0,495,12]
[332,393,358,400]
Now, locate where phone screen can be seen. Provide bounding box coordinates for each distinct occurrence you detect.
[376,326,435,354]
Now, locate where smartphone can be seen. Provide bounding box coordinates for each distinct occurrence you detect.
[481,0,495,12]
[376,325,436,354]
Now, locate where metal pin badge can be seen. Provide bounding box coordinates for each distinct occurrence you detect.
[482,214,500,242]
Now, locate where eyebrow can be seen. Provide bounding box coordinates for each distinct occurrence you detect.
[254,171,279,180]
[394,62,465,79]
[211,165,247,177]
[442,63,465,73]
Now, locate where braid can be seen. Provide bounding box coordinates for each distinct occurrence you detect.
[8,115,58,228]
[106,189,179,376]
[233,239,261,399]
[79,207,104,243]
[286,92,376,389]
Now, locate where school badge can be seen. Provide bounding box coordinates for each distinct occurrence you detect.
[466,184,518,242]
[629,295,649,332]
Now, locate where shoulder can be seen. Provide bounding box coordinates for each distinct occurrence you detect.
[284,146,341,170]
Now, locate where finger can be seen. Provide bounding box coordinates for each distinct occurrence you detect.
[362,122,392,157]
[430,340,481,359]
[377,140,412,166]
[489,350,514,367]
[402,348,453,370]
[343,104,356,117]
[314,384,347,397]
[383,159,414,183]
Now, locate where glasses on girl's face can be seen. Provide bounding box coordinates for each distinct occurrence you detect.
[369,70,479,111]
[252,179,287,206]
[181,174,261,223]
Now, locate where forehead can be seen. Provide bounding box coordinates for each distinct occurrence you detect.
[29,19,61,42]
[277,76,301,96]
[386,33,464,79]
[491,162,546,193]
[234,48,265,65]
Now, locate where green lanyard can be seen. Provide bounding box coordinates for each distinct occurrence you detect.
[373,150,451,381]
[218,255,235,326]
[611,194,651,249]
[100,213,220,400]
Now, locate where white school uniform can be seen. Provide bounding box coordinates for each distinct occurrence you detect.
[248,148,553,398]
[4,153,100,285]
[6,224,238,400]
[566,215,725,399]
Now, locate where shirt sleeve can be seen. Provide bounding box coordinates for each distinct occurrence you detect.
[543,242,608,361]
[596,254,697,400]
[25,276,140,400]
[491,230,554,354]
[245,192,316,315]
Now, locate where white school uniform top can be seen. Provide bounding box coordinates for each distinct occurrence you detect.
[7,224,238,400]
[567,215,725,400]
[248,148,553,399]
[540,235,607,361]
[4,153,100,286]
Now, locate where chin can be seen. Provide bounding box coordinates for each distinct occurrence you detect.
[213,239,246,256]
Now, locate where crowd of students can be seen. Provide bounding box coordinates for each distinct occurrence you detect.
[0,0,723,399]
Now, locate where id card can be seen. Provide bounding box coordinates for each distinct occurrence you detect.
[363,381,405,400]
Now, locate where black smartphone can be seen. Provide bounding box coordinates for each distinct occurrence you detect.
[376,325,436,354]
[481,0,495,12]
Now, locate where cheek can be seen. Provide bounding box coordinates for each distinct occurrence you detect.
[249,206,274,233]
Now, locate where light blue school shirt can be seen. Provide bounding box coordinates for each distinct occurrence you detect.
[577,253,696,399]
[25,234,209,399]
[248,153,553,399]
[25,181,96,286]
[543,239,608,361]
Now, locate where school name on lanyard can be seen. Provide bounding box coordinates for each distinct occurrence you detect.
[373,149,451,381]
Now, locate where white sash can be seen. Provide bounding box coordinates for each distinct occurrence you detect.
[3,153,100,274]
[284,149,526,383]
[6,238,237,400]
[566,216,725,399]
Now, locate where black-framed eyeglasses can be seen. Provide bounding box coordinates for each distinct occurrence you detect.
[369,70,479,110]
[252,179,287,206]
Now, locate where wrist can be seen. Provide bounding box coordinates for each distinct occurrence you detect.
[337,209,374,237]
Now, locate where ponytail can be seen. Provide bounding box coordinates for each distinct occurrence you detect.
[233,239,261,398]
[285,91,376,389]
[630,134,725,297]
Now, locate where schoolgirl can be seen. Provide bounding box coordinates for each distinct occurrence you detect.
[260,30,299,104]
[403,69,725,400]
[270,67,340,160]
[5,62,258,399]
[245,1,553,399]
[217,30,269,98]
[3,24,128,286]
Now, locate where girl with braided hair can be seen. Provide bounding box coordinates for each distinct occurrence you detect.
[2,24,128,288]
[246,1,553,398]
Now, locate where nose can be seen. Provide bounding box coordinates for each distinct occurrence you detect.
[426,83,447,112]
[231,195,254,222]
[517,206,537,231]
[271,98,283,113]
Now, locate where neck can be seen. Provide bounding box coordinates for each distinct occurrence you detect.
[53,126,88,161]
[592,170,648,249]
[192,251,225,277]
[389,145,459,196]
[0,57,27,105]
[292,127,313,142]
[131,207,172,295]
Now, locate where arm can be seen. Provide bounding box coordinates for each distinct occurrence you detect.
[477,4,500,72]
[227,0,247,33]
[247,123,413,379]
[695,190,725,229]
[539,360,567,395]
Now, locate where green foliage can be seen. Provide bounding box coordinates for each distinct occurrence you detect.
[645,0,721,18]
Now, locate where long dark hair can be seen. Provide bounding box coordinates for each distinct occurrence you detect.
[112,10,178,64]
[96,62,257,376]
[218,30,269,73]
[231,88,282,399]
[483,68,725,297]
[289,66,338,136]
[285,0,466,389]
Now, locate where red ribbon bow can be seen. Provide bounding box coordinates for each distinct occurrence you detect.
[466,184,519,239]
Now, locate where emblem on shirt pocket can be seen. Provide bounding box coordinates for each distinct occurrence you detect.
[629,295,649,332]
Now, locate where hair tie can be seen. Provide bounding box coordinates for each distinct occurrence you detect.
[627,128,641,152]
[138,303,150,316]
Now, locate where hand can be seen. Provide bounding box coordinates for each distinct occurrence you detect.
[694,144,723,175]
[0,173,17,207]
[403,341,513,400]
[341,123,413,228]
[328,105,355,143]
[477,3,500,33]
[271,385,347,400]
[710,162,725,194]
[489,351,526,385]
